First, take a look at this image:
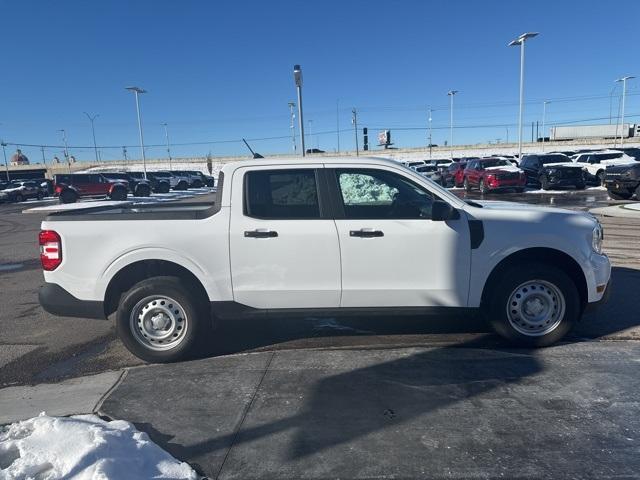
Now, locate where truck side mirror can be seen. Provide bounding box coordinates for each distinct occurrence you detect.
[431,200,459,221]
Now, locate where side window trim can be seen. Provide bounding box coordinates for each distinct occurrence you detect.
[242,167,327,220]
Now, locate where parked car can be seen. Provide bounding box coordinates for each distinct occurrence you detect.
[604,163,640,200]
[143,172,171,193]
[53,173,129,204]
[463,158,526,193]
[0,180,44,202]
[151,171,191,191]
[618,147,640,160]
[172,170,204,188]
[443,161,467,188]
[414,164,444,185]
[102,172,151,197]
[400,160,427,170]
[571,150,637,185]
[519,154,586,190]
[38,156,611,362]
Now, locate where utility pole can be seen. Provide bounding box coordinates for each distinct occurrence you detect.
[84,112,100,163]
[58,129,70,173]
[288,101,297,153]
[541,100,549,152]
[509,32,539,160]
[293,65,305,157]
[428,106,433,159]
[40,146,47,168]
[616,76,635,146]
[162,123,173,171]
[122,146,128,162]
[125,86,147,178]
[1,142,9,181]
[352,108,359,156]
[336,99,340,153]
[447,90,458,158]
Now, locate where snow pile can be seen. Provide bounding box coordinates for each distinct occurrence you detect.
[0,414,197,480]
[484,165,521,173]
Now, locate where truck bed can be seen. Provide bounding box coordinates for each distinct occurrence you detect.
[44,201,219,221]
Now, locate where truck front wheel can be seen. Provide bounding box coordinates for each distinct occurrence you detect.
[484,263,580,347]
[607,189,632,200]
[115,276,210,363]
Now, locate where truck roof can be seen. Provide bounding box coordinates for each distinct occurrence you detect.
[220,156,405,174]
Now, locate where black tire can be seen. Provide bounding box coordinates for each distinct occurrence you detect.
[597,171,606,187]
[134,184,151,197]
[479,178,489,194]
[193,180,203,188]
[59,189,77,204]
[484,262,580,347]
[109,187,127,201]
[607,189,633,200]
[37,192,44,200]
[575,182,586,190]
[115,276,211,363]
[514,187,525,193]
[14,193,24,203]
[158,182,170,194]
[463,177,471,192]
[176,181,188,191]
[635,184,640,200]
[540,175,550,190]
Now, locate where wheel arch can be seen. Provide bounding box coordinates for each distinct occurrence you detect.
[104,259,209,318]
[480,247,588,311]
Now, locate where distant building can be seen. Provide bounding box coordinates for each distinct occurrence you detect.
[10,149,29,166]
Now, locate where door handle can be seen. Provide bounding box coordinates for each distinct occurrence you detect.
[244,229,278,238]
[350,229,384,238]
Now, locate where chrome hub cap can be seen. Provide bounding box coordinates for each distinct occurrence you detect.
[506,280,565,336]
[129,296,188,351]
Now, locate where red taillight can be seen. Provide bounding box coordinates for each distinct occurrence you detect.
[39,230,62,271]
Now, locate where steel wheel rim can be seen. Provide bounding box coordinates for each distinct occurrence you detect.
[129,295,188,351]
[506,280,565,336]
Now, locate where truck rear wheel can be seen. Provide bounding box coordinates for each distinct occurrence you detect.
[109,187,127,201]
[59,190,78,204]
[484,263,580,347]
[115,276,210,363]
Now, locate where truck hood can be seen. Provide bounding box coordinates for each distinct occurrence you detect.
[542,162,583,169]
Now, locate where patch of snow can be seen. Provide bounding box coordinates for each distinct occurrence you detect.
[0,414,197,480]
[484,165,521,173]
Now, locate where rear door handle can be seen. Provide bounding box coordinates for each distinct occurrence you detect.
[244,229,278,238]
[350,229,384,238]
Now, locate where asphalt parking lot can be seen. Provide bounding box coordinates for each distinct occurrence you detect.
[1,187,639,388]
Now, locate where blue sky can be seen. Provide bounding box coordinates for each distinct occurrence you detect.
[0,0,638,162]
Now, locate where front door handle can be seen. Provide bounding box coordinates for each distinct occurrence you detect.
[244,229,278,238]
[350,229,384,238]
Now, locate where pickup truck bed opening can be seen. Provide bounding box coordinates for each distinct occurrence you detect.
[44,201,220,221]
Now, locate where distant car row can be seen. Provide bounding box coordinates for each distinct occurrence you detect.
[400,147,640,195]
[0,170,215,204]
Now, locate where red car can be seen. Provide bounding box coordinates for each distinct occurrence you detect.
[463,158,526,193]
[444,161,467,188]
[53,173,129,204]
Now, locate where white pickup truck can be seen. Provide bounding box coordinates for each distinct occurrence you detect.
[38,157,611,362]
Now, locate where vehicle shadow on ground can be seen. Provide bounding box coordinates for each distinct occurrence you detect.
[127,336,547,477]
[203,266,638,359]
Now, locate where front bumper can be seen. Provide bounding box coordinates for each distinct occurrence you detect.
[39,282,106,320]
[585,277,611,313]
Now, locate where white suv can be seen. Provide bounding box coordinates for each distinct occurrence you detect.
[571,150,637,185]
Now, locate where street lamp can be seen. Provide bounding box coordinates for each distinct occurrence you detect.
[307,119,313,151]
[58,129,70,173]
[541,100,550,152]
[288,101,297,153]
[293,65,305,157]
[1,141,9,181]
[161,123,172,171]
[84,112,100,163]
[509,32,539,159]
[615,76,635,145]
[447,90,458,157]
[428,106,433,159]
[125,86,148,178]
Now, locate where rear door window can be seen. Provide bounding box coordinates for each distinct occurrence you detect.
[245,169,320,219]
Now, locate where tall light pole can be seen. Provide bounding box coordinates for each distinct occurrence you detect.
[428,106,433,159]
[336,99,340,153]
[447,90,458,157]
[352,108,359,156]
[125,86,147,178]
[288,101,297,153]
[162,123,172,171]
[616,76,635,146]
[509,32,539,160]
[609,85,619,125]
[84,112,100,163]
[58,129,70,173]
[293,65,305,157]
[307,119,313,151]
[541,100,550,152]
[1,141,9,181]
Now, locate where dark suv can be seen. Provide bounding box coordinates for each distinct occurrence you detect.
[102,172,151,197]
[519,154,585,190]
[604,163,640,200]
[53,173,129,204]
